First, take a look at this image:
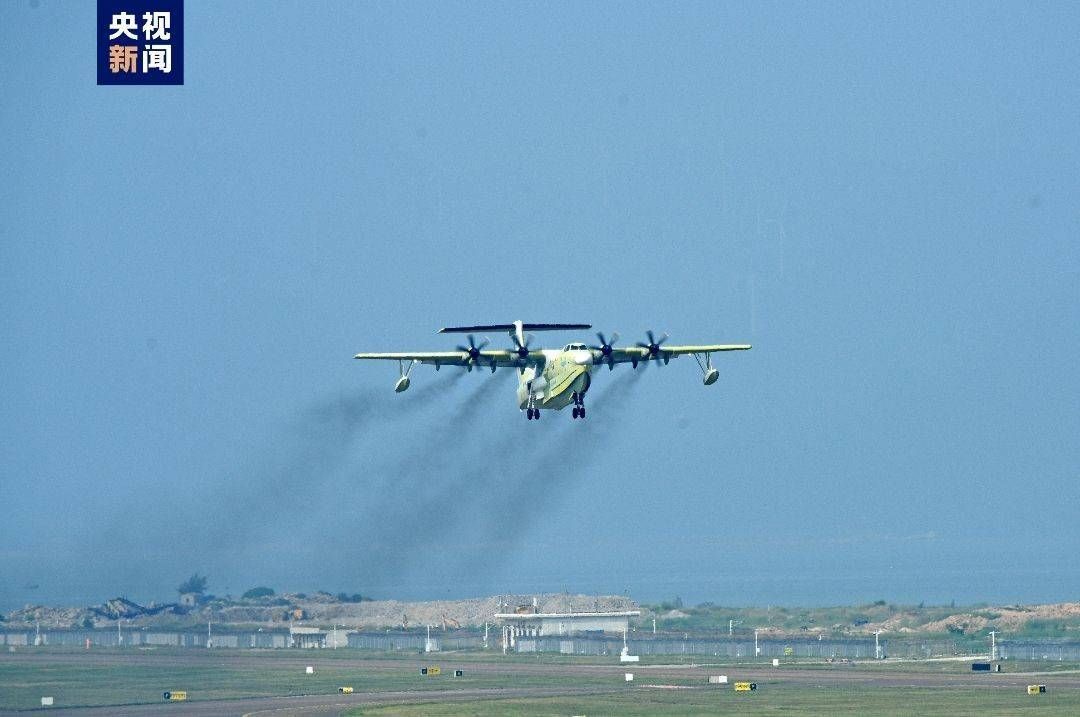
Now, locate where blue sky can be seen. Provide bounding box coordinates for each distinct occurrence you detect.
[1,1,1078,609]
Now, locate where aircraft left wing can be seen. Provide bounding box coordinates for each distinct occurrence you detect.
[352,350,534,372]
[658,344,752,355]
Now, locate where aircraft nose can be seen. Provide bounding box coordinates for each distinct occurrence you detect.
[573,350,593,366]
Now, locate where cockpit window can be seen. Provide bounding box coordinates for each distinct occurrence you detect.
[566,343,586,351]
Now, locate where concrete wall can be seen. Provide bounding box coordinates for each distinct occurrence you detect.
[5,629,1078,660]
[515,635,882,658]
[0,629,290,648]
[347,631,485,651]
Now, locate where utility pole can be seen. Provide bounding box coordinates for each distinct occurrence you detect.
[207,618,212,649]
[754,628,760,657]
[729,619,734,636]
[483,622,489,650]
[652,618,656,635]
[117,618,122,646]
[874,630,883,660]
[989,631,998,661]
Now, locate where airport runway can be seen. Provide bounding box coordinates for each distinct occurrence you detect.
[4,651,1080,715]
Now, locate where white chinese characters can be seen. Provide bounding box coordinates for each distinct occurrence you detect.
[107,9,173,75]
[143,44,172,74]
[142,12,171,41]
[108,12,138,40]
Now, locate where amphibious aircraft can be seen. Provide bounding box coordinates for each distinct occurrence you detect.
[353,321,750,420]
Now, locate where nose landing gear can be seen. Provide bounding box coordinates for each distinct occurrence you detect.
[571,392,586,419]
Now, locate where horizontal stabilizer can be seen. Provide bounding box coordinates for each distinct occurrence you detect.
[439,323,591,334]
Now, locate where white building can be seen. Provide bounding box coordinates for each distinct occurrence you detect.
[495,610,640,650]
[289,626,327,648]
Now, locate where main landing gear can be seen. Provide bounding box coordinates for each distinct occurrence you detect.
[571,392,586,419]
[525,392,540,420]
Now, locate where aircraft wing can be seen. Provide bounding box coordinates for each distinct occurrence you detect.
[659,344,752,355]
[353,350,537,371]
[595,343,751,367]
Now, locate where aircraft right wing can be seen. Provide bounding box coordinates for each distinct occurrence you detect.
[594,343,751,368]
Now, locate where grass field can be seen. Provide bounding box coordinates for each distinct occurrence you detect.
[345,686,1080,717]
[0,649,609,711]
[2,648,1078,714]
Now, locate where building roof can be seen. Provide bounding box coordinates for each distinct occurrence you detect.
[494,610,640,620]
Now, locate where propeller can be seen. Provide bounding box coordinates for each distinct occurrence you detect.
[510,332,535,374]
[635,330,669,366]
[455,334,489,372]
[589,331,620,371]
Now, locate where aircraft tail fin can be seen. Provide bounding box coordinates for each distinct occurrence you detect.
[439,323,591,334]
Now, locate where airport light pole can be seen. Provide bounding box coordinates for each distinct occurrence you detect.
[989,631,997,661]
[874,630,883,660]
[754,628,760,657]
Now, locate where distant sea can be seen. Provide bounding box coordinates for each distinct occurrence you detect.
[3,567,1079,613]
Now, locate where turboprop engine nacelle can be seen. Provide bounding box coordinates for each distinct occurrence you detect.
[703,368,719,386]
[394,376,411,392]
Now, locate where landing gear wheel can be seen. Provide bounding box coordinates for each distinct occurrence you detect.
[580,407,585,418]
[526,408,533,420]
[572,407,580,419]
